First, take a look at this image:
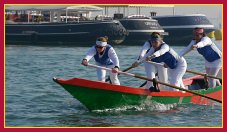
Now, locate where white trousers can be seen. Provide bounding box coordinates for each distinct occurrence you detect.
[144,62,168,89]
[96,63,120,85]
[205,58,222,88]
[168,58,187,91]
[206,67,221,88]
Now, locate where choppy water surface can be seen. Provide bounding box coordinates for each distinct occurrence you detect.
[5,42,222,127]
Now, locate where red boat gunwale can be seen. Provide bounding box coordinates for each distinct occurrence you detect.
[54,76,205,97]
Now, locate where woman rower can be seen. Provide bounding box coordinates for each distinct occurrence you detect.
[145,33,187,90]
[179,27,222,88]
[81,36,120,85]
[131,32,168,90]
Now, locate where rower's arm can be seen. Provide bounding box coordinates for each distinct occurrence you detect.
[195,36,213,48]
[84,46,96,61]
[142,47,155,60]
[152,44,169,57]
[108,47,120,68]
[179,40,194,57]
[137,41,151,61]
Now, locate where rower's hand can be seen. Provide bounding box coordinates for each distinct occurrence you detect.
[146,54,155,61]
[112,67,119,73]
[81,59,88,66]
[131,61,139,68]
[191,45,198,50]
[164,63,169,68]
[146,57,150,61]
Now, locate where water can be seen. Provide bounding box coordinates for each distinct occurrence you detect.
[5,42,222,127]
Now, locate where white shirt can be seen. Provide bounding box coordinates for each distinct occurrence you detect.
[179,36,222,57]
[143,43,169,59]
[84,46,120,67]
[137,41,152,61]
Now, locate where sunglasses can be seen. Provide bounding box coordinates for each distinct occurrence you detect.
[151,40,159,43]
[194,33,203,36]
[96,46,105,49]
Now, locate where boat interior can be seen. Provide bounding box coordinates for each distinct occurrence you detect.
[187,78,222,90]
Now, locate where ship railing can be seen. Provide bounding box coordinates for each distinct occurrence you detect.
[125,15,150,19]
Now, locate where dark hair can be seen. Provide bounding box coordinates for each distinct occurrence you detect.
[96,36,108,42]
[151,32,161,36]
[150,32,162,39]
[150,32,162,41]
[194,27,206,37]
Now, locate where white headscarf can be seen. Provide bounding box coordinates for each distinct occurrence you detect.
[96,41,107,46]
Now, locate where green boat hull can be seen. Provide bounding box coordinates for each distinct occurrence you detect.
[54,77,222,111]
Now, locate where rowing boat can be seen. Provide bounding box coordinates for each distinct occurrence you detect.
[53,75,222,111]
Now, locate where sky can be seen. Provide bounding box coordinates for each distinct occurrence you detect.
[5,5,222,29]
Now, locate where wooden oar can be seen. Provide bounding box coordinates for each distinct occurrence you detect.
[186,69,222,80]
[87,63,222,103]
[105,66,134,83]
[105,59,146,82]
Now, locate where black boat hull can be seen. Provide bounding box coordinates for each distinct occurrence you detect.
[153,15,216,46]
[119,18,166,45]
[6,20,127,46]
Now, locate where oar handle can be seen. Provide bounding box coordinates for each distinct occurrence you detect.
[186,69,222,80]
[105,59,146,82]
[122,66,134,72]
[105,66,134,82]
[122,60,147,72]
[87,63,222,104]
[87,64,135,77]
